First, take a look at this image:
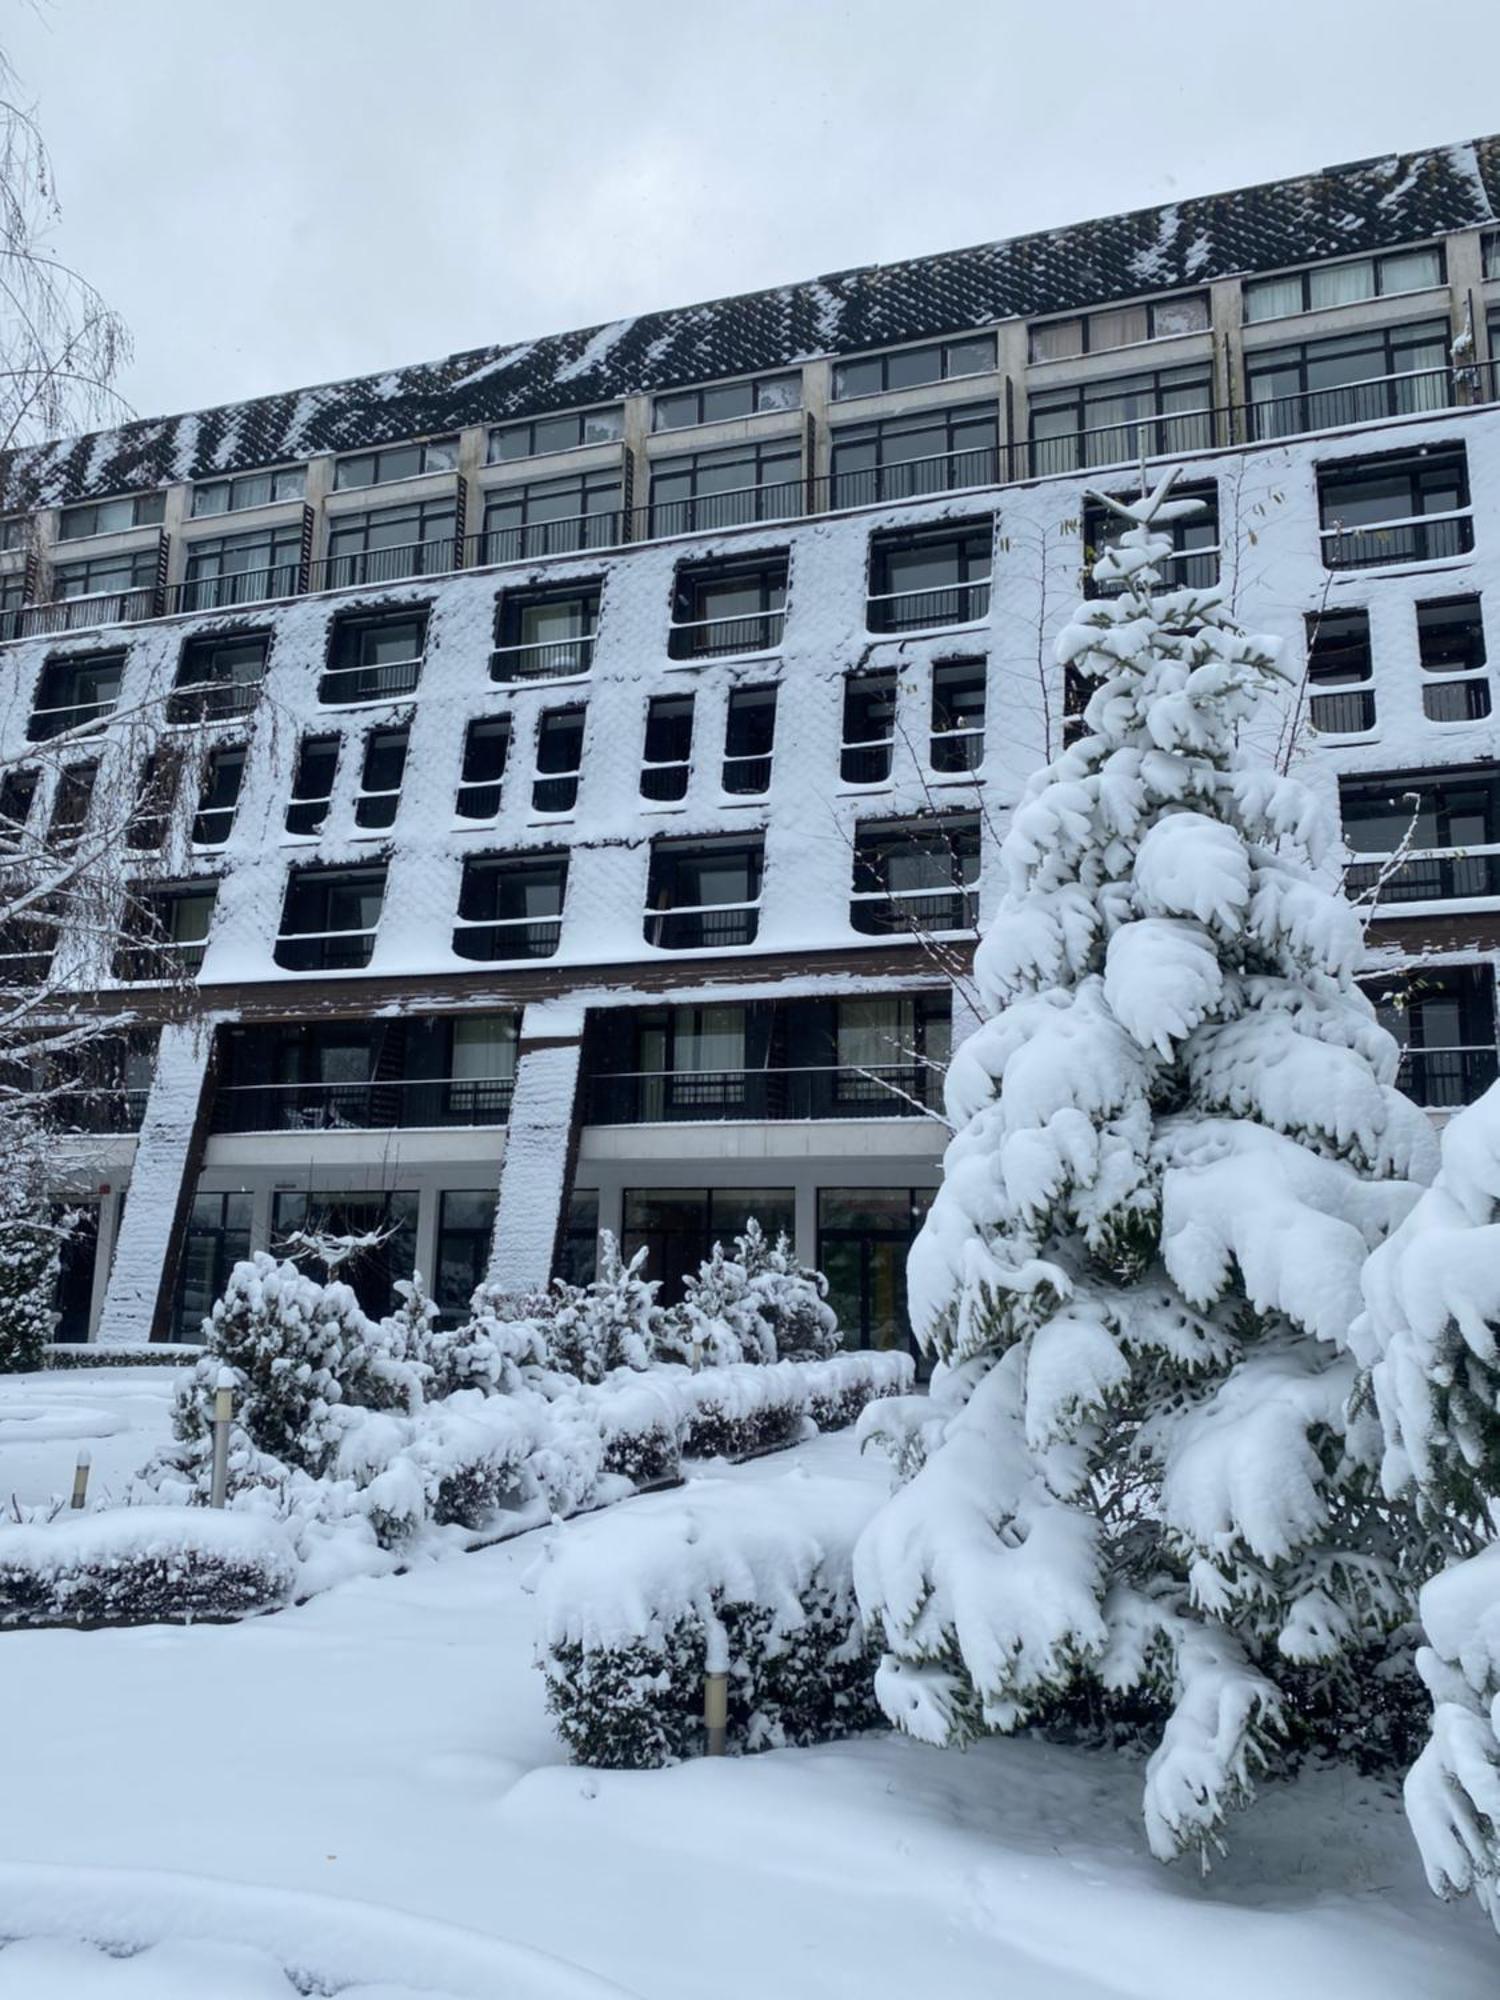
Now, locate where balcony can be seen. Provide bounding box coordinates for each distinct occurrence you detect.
[468,515,623,567]
[317,655,423,705]
[1249,365,1455,444]
[1346,846,1500,906]
[489,633,596,684]
[309,538,456,593]
[169,562,300,614]
[1319,507,1473,572]
[648,478,805,539]
[667,606,785,659]
[586,1062,941,1123]
[48,1087,151,1134]
[829,445,1000,512]
[273,928,378,972]
[1027,405,1218,480]
[1397,1044,1499,1110]
[2,584,156,643]
[210,1074,514,1134]
[451,916,561,962]
[644,904,759,950]
[866,577,991,634]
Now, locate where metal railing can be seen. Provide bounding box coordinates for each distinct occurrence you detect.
[586,1062,939,1124]
[451,917,561,961]
[47,1086,151,1134]
[273,928,378,972]
[112,938,208,981]
[532,774,579,814]
[841,741,894,785]
[1247,364,1458,443]
[166,678,263,725]
[1397,1044,1499,1109]
[490,633,596,683]
[648,478,804,538]
[849,887,977,935]
[2,584,156,642]
[25,694,120,741]
[309,538,457,592]
[644,903,759,950]
[1308,687,1377,734]
[1346,844,1500,907]
[1027,405,1218,479]
[317,656,423,705]
[866,577,991,633]
[828,445,1000,511]
[467,514,623,567]
[721,752,771,795]
[210,1073,514,1134]
[667,606,785,659]
[170,563,300,614]
[1319,507,1473,572]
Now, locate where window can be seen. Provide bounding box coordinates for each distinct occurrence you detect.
[1317,448,1471,570]
[488,407,624,461]
[832,334,996,401]
[626,1004,751,1117]
[1417,596,1490,721]
[868,522,991,633]
[275,864,387,971]
[931,659,986,771]
[116,881,218,979]
[1306,610,1375,735]
[182,525,301,611]
[1366,965,1498,1110]
[641,695,693,802]
[1247,319,1450,440]
[722,685,776,795]
[174,1191,253,1341]
[851,816,980,935]
[57,491,165,541]
[1340,767,1500,907]
[354,727,409,830]
[1082,485,1220,593]
[324,499,456,589]
[1028,365,1214,476]
[448,1014,518,1118]
[28,652,123,740]
[436,1189,499,1318]
[453,851,568,961]
[492,584,599,683]
[48,760,98,849]
[1485,234,1500,284]
[1028,292,1209,363]
[0,893,61,985]
[645,835,763,950]
[830,404,998,509]
[192,744,246,848]
[455,717,510,819]
[0,768,38,846]
[286,735,340,836]
[842,669,897,784]
[127,746,182,849]
[168,632,270,724]
[321,608,427,704]
[653,373,801,431]
[334,438,459,490]
[669,556,787,659]
[191,466,306,516]
[479,470,622,563]
[533,705,585,814]
[51,548,157,612]
[832,994,951,1114]
[649,439,802,536]
[1243,246,1445,323]
[817,1187,933,1353]
[273,1190,418,1318]
[622,1187,794,1304]
[0,516,26,550]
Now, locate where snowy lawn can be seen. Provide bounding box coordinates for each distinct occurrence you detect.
[0,1365,179,1511]
[0,1388,1494,1998]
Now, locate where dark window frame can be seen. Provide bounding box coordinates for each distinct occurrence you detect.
[652,373,802,432]
[275,863,388,972]
[644,834,765,951]
[1243,245,1448,323]
[453,849,569,962]
[487,407,625,463]
[333,437,460,491]
[832,333,998,402]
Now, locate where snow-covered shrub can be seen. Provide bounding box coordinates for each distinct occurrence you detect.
[855,474,1439,1865]
[677,1361,809,1460]
[430,1283,552,1397]
[351,1394,546,1546]
[744,1224,841,1360]
[581,1378,683,1488]
[46,1343,203,1368]
[0,1508,295,1627]
[0,1109,59,1373]
[665,1223,840,1367]
[547,1233,657,1383]
[801,1350,912,1431]
[538,1473,881,1767]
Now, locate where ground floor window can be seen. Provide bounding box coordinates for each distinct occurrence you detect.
[50,1199,100,1341]
[272,1189,418,1318]
[173,1189,253,1341]
[817,1186,933,1354]
[621,1186,794,1303]
[435,1189,496,1318]
[560,1189,600,1287]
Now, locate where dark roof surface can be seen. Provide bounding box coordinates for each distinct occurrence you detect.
[13,136,1499,509]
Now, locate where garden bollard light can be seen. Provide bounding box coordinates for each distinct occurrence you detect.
[210,1371,235,1510]
[70,1448,90,1510]
[704,1619,728,1756]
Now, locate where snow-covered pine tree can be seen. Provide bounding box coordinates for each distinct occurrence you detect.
[1356,1082,1500,1928]
[747,1225,841,1360]
[549,1232,658,1383]
[671,1231,774,1366]
[0,1104,59,1370]
[854,470,1438,1862]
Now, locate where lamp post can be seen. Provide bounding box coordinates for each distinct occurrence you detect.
[209,1370,235,1509]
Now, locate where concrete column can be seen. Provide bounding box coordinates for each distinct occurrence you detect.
[486,1001,585,1293]
[1444,228,1488,379]
[1209,277,1245,430]
[94,1020,217,1346]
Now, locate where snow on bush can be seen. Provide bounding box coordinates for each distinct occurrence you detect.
[0,1506,295,1626]
[548,1233,659,1382]
[0,1108,59,1374]
[538,1471,882,1767]
[663,1222,840,1366]
[855,473,1437,1865]
[1355,1083,1500,1930]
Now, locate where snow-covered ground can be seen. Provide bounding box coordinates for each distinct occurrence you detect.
[0,1366,179,1510]
[0,1373,1494,1998]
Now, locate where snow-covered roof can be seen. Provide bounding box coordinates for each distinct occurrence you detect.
[9,136,1500,510]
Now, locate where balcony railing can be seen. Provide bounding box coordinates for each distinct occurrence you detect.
[309,538,457,593]
[648,478,804,538]
[166,678,263,725]
[866,577,991,634]
[644,903,759,950]
[1308,687,1377,734]
[170,563,300,614]
[210,1074,514,1134]
[112,938,208,982]
[1319,506,1473,572]
[490,633,596,683]
[467,515,623,567]
[26,694,120,742]
[451,916,562,961]
[317,656,423,705]
[273,928,378,972]
[1249,365,1456,443]
[586,1062,940,1124]
[1346,845,1500,907]
[1397,1044,1499,1110]
[1027,405,1218,479]
[829,446,1000,512]
[850,887,978,935]
[841,741,894,785]
[667,606,785,659]
[47,1086,151,1134]
[1,584,156,642]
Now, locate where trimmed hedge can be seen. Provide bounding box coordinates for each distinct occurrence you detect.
[0,1508,295,1628]
[45,1343,205,1370]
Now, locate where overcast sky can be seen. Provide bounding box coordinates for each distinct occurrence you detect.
[9,0,1500,427]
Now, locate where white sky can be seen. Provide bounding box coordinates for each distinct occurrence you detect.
[10,0,1500,425]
